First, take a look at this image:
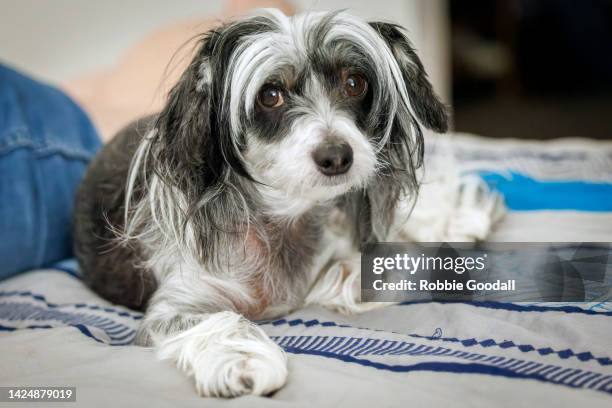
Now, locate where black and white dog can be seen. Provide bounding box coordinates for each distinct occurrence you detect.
[74,9,501,398]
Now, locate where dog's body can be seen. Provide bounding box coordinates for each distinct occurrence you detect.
[74,9,501,397]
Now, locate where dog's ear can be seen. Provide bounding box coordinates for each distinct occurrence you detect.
[152,28,249,194]
[370,22,449,133]
[153,42,218,191]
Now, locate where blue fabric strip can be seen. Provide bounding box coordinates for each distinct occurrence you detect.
[0,291,142,320]
[276,338,611,394]
[478,171,612,212]
[396,300,612,316]
[0,301,137,344]
[264,318,611,366]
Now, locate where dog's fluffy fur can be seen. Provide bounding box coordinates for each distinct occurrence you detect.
[72,9,499,397]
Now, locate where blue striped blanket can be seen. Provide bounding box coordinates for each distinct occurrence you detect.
[0,134,610,407]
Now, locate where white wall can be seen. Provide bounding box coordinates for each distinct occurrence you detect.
[0,0,224,82]
[0,0,449,101]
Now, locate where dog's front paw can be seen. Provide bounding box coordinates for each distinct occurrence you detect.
[189,339,287,398]
[156,311,287,397]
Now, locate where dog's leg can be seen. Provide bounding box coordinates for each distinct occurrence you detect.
[136,274,287,397]
[304,212,391,314]
[307,169,504,315]
[305,256,388,314]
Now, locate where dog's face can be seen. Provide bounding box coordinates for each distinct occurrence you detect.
[153,9,447,220]
[234,13,386,204]
[243,60,377,204]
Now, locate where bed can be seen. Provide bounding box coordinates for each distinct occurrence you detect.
[1,133,610,407]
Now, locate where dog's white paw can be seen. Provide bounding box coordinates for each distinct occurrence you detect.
[156,311,287,397]
[445,175,505,242]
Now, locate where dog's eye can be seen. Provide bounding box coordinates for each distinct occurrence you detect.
[258,85,284,108]
[344,73,368,98]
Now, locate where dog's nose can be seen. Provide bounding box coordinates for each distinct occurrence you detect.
[312,142,353,176]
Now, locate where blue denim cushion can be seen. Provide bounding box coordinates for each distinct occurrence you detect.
[0,64,102,280]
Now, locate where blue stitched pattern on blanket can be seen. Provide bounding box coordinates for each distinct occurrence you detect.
[1,289,611,394]
[1,136,611,397]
